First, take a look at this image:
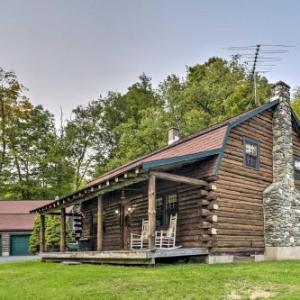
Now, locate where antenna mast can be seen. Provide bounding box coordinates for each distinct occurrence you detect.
[225,44,294,105]
[251,45,261,104]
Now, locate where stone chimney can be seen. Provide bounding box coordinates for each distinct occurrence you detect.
[263,81,300,260]
[271,81,294,187]
[168,127,180,145]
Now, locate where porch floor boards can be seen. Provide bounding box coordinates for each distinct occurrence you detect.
[40,248,209,265]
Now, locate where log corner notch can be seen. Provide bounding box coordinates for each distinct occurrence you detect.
[199,176,218,248]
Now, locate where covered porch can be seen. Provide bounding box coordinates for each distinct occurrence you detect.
[32,158,219,265]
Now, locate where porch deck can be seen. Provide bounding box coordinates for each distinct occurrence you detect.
[40,248,209,265]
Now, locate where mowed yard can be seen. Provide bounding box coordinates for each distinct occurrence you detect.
[1,261,300,299]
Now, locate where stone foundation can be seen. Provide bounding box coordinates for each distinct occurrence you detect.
[205,255,234,264]
[265,247,300,260]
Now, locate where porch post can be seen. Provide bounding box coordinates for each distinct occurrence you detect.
[40,214,46,253]
[60,207,66,252]
[97,195,103,251]
[148,174,156,249]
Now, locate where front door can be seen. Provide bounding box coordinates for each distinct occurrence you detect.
[121,200,131,250]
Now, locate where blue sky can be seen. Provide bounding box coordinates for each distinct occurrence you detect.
[0,0,299,121]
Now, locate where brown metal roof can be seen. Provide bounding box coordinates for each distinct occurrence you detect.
[0,200,51,231]
[87,123,228,187]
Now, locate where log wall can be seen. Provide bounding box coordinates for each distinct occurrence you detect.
[214,109,274,254]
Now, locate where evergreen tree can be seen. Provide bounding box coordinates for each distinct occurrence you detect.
[29,215,41,254]
[29,215,71,253]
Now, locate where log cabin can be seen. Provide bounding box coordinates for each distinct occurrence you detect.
[31,81,300,264]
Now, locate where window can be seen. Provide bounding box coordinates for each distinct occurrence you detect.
[165,193,178,222]
[243,137,260,170]
[156,196,164,226]
[294,156,300,180]
[91,212,98,236]
[155,193,178,226]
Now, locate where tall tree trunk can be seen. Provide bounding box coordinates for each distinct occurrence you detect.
[0,93,7,175]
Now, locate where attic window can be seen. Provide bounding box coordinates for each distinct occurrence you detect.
[294,156,300,180]
[243,137,260,170]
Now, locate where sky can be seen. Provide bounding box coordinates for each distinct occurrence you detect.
[0,0,299,122]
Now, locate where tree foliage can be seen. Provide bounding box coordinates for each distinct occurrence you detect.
[0,57,272,200]
[29,215,71,253]
[292,87,300,118]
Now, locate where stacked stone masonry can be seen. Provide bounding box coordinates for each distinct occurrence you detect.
[263,81,300,248]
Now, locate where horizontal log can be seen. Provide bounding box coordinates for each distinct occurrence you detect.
[208,203,219,210]
[206,215,218,223]
[204,175,219,182]
[207,192,217,201]
[201,209,211,216]
[201,199,210,206]
[199,221,213,229]
[150,171,208,187]
[211,247,264,254]
[201,235,212,242]
[208,228,217,235]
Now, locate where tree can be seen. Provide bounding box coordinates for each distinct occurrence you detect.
[182,57,270,132]
[30,215,71,253]
[292,87,300,118]
[95,74,161,174]
[0,57,273,200]
[96,57,271,177]
[64,100,107,189]
[29,215,41,254]
[0,68,23,197]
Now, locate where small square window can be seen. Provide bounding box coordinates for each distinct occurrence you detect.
[243,137,260,170]
[294,156,300,180]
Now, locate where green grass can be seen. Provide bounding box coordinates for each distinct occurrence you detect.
[0,261,300,300]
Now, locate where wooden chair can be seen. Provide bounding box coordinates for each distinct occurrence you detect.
[130,219,149,249]
[155,214,178,249]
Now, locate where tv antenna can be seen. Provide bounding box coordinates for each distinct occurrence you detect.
[225,44,294,105]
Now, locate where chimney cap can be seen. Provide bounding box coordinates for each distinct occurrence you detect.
[272,81,291,90]
[270,81,291,102]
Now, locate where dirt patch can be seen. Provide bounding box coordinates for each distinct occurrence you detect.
[227,289,274,300]
[249,290,274,299]
[227,290,241,300]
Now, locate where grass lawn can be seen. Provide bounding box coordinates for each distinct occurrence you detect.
[0,261,300,299]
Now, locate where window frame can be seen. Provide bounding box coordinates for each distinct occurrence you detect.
[243,136,260,170]
[294,155,300,180]
[155,192,178,227]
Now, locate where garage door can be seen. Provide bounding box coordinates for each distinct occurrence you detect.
[10,235,30,256]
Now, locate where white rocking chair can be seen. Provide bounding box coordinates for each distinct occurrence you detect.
[130,219,149,249]
[155,214,178,249]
